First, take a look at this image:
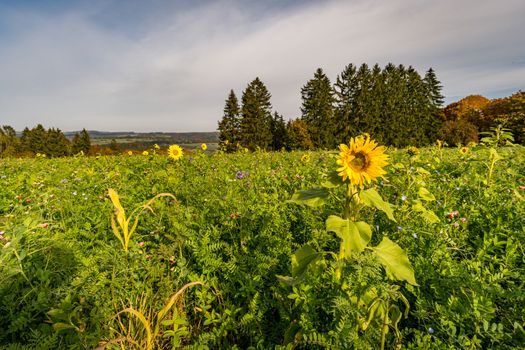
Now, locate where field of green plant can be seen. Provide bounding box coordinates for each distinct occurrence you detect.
[1,143,524,349]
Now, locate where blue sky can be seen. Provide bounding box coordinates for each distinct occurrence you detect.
[0,0,524,132]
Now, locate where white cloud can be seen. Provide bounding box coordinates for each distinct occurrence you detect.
[0,0,523,131]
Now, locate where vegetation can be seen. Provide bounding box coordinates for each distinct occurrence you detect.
[1,140,524,349]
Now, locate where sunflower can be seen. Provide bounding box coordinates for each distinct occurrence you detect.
[300,154,310,162]
[168,144,183,160]
[407,146,419,156]
[336,135,389,188]
[459,147,469,155]
[201,143,208,151]
[142,151,149,156]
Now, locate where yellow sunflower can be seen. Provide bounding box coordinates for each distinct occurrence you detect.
[336,135,389,188]
[201,143,208,151]
[168,144,183,160]
[142,150,149,156]
[407,146,419,156]
[459,147,469,155]
[128,151,133,156]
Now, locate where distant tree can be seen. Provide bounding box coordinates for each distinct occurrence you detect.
[218,90,241,152]
[28,124,47,155]
[239,78,273,150]
[301,68,336,149]
[333,63,358,143]
[423,68,445,108]
[0,125,18,156]
[286,119,313,150]
[480,91,525,144]
[270,112,287,150]
[72,129,91,154]
[45,128,70,157]
[19,127,32,154]
[109,139,120,152]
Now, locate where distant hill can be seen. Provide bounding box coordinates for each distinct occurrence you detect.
[64,130,219,147]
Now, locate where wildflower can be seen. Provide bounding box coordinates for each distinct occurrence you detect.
[428,327,434,334]
[397,226,403,231]
[336,135,389,188]
[460,217,467,223]
[138,241,145,247]
[401,195,407,201]
[447,210,459,219]
[72,191,77,196]
[142,150,149,156]
[407,146,419,156]
[154,144,160,150]
[37,223,49,229]
[168,144,183,160]
[452,222,460,228]
[459,147,469,155]
[201,143,207,151]
[128,151,133,156]
[412,233,418,239]
[236,171,248,180]
[300,154,310,162]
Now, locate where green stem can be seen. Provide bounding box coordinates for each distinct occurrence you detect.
[380,300,390,350]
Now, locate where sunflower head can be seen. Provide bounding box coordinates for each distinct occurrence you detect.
[300,154,310,163]
[168,144,183,160]
[336,135,389,188]
[154,144,160,150]
[201,143,208,151]
[142,150,149,156]
[459,147,469,155]
[127,151,133,156]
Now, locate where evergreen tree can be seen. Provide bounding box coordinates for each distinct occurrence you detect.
[423,68,445,108]
[239,78,273,150]
[72,129,91,155]
[270,112,287,150]
[45,128,70,157]
[20,127,32,153]
[218,90,241,152]
[286,119,313,150]
[333,64,358,143]
[29,124,47,154]
[301,68,336,149]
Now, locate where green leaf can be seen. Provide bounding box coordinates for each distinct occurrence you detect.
[322,171,344,188]
[417,187,435,201]
[52,322,77,332]
[359,188,396,222]
[412,201,440,223]
[291,245,321,278]
[326,216,371,255]
[371,237,418,286]
[287,188,329,207]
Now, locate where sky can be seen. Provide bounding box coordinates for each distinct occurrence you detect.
[0,0,524,132]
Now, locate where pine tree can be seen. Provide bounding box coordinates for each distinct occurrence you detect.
[270,112,287,150]
[300,68,336,149]
[45,128,70,157]
[29,124,47,155]
[423,68,445,108]
[333,64,358,143]
[72,129,91,155]
[239,78,273,150]
[218,90,241,152]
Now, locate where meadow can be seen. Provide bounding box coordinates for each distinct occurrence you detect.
[0,141,524,349]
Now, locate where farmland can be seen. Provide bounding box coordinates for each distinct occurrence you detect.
[1,143,524,349]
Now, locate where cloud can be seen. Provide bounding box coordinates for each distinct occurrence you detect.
[0,0,523,131]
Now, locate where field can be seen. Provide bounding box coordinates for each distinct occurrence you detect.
[1,143,524,349]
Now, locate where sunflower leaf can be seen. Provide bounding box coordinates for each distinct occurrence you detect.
[359,188,396,222]
[326,215,371,255]
[371,237,418,286]
[287,188,329,207]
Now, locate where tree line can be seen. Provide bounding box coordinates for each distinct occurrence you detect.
[218,63,445,150]
[0,124,91,157]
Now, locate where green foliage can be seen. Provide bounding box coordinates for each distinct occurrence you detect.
[218,89,241,152]
[240,77,274,150]
[0,145,524,348]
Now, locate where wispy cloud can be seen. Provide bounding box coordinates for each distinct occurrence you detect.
[0,0,523,131]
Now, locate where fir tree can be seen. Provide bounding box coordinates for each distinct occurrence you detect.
[333,64,358,143]
[270,112,287,150]
[29,124,47,155]
[239,78,273,150]
[300,68,336,149]
[72,129,91,155]
[218,90,241,152]
[45,128,70,157]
